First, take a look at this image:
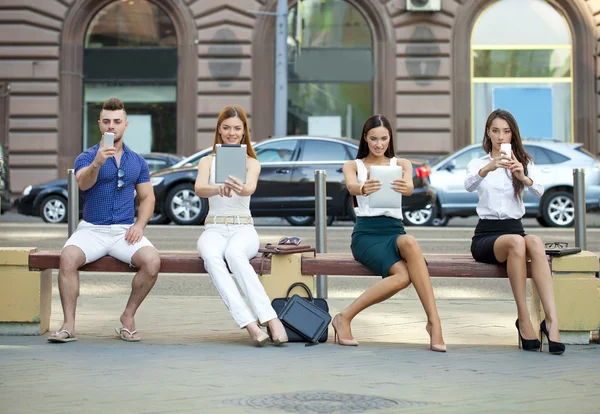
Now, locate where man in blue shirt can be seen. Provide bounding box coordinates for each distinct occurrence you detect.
[48,98,160,343]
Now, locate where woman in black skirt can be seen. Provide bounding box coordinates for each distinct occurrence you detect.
[332,114,446,352]
[466,109,564,355]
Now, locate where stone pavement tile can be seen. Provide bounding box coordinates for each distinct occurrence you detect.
[1,295,599,413]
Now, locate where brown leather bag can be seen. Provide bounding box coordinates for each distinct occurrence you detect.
[259,243,316,256]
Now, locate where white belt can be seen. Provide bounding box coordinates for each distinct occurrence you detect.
[207,215,253,225]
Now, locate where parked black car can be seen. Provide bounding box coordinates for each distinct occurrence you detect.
[0,143,10,214]
[149,136,435,226]
[15,153,182,223]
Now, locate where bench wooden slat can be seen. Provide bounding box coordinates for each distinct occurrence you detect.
[29,252,272,274]
[301,253,532,278]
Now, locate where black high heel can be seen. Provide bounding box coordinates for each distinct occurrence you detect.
[515,319,540,351]
[539,320,566,355]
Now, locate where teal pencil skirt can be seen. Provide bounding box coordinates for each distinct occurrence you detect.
[351,216,406,277]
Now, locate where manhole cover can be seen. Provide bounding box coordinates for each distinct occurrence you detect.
[224,391,426,413]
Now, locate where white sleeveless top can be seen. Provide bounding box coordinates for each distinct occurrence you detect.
[355,157,403,220]
[207,156,252,217]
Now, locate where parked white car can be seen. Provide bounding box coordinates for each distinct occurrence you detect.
[421,141,600,227]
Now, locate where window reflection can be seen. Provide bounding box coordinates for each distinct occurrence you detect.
[83,0,178,154]
[86,0,176,48]
[471,0,572,142]
[287,0,373,139]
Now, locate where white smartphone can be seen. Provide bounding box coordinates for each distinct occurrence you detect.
[500,143,511,160]
[103,132,115,148]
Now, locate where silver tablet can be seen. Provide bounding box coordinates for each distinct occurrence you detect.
[368,165,403,208]
[215,144,247,184]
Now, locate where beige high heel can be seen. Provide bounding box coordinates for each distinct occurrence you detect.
[247,322,269,347]
[268,319,289,346]
[332,314,359,346]
[250,331,269,347]
[426,323,447,353]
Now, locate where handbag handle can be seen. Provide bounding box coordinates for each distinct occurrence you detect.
[285,282,314,302]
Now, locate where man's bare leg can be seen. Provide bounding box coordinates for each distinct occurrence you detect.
[49,246,86,340]
[118,246,160,339]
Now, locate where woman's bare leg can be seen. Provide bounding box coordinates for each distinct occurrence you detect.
[524,235,560,341]
[396,234,444,346]
[334,261,410,341]
[493,235,536,339]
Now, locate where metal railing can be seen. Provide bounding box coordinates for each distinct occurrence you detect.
[573,168,586,250]
[314,170,327,298]
[67,169,78,237]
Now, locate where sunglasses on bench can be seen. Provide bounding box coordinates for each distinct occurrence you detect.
[279,237,301,246]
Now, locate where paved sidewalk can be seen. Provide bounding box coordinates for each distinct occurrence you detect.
[1,294,599,414]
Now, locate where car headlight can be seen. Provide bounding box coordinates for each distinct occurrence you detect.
[150,177,164,186]
[22,185,32,196]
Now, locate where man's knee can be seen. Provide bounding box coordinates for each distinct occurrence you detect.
[59,246,85,273]
[134,247,161,276]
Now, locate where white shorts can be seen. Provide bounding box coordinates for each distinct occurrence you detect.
[63,220,154,265]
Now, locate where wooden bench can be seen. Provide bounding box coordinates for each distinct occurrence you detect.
[29,251,272,274]
[302,253,532,278]
[5,249,597,342]
[28,251,524,279]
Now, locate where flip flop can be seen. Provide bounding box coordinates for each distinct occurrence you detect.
[47,329,78,343]
[115,327,141,342]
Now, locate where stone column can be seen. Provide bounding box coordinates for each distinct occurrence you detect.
[531,251,600,345]
[0,247,52,335]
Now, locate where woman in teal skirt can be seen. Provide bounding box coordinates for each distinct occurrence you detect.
[333,114,446,352]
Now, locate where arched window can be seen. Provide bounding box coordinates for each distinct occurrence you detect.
[471,0,572,142]
[83,0,177,153]
[287,0,373,139]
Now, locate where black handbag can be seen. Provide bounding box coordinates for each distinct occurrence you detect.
[270,282,330,344]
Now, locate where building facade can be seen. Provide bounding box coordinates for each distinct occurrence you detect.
[0,0,599,194]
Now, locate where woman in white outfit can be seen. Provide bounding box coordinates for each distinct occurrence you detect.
[195,105,288,347]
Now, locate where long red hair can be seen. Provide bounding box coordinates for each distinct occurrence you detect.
[212,105,257,159]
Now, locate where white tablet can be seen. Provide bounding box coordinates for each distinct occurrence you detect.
[368,165,403,208]
[215,144,247,184]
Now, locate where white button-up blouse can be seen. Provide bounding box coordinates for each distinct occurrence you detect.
[464,154,544,220]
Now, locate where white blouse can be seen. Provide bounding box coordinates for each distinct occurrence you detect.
[464,154,543,220]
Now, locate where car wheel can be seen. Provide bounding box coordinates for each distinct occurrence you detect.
[285,216,334,226]
[536,216,549,227]
[431,215,449,227]
[165,183,208,225]
[148,211,171,225]
[541,190,574,227]
[40,195,68,223]
[403,204,436,226]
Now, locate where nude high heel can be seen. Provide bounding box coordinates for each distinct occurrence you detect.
[426,323,447,353]
[247,322,269,347]
[332,314,358,346]
[251,331,269,347]
[268,319,288,346]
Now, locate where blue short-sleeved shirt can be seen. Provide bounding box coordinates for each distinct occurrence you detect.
[74,144,150,225]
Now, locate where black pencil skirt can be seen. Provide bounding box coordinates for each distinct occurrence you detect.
[470,219,525,264]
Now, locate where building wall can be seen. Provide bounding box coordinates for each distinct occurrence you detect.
[0,0,599,195]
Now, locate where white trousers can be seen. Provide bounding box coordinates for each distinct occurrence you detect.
[197,224,277,328]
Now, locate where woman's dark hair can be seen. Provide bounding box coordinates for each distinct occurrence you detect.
[482,109,532,201]
[356,114,395,159]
